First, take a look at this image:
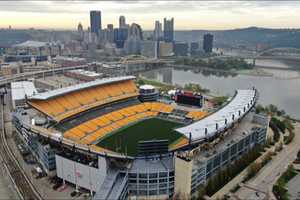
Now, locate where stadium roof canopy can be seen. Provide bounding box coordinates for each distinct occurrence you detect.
[29,76,136,100]
[69,69,102,77]
[11,81,38,101]
[175,89,257,141]
[139,84,155,90]
[13,40,48,48]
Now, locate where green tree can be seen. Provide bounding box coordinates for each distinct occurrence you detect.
[271,117,286,133]
[212,96,228,106]
[255,104,265,114]
[183,83,210,93]
[247,162,261,180]
[283,118,294,132]
[137,79,145,85]
[268,104,278,114]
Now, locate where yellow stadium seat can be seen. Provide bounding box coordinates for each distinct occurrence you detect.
[103,125,114,133]
[73,90,92,104]
[143,102,152,111]
[98,117,111,126]
[84,122,98,132]
[28,79,141,122]
[111,111,123,121]
[63,95,81,108]
[104,113,116,122]
[63,102,179,145]
[119,109,131,117]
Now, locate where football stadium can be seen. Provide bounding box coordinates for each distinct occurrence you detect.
[24,76,196,156]
[11,75,269,199]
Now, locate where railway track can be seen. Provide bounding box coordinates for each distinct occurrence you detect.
[0,96,42,200]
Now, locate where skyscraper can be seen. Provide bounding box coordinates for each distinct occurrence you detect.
[124,23,143,55]
[203,33,214,53]
[119,16,126,28]
[106,24,114,43]
[90,10,101,36]
[117,28,128,48]
[141,40,158,58]
[174,42,188,56]
[77,22,84,43]
[190,42,199,56]
[113,28,119,45]
[154,20,163,41]
[128,23,143,40]
[163,18,174,43]
[77,22,83,32]
[107,24,113,30]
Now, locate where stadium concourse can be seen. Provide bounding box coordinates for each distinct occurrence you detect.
[12,75,269,199]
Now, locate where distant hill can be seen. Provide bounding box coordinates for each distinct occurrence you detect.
[0,29,32,47]
[172,27,300,49]
[1,27,300,49]
[0,29,76,47]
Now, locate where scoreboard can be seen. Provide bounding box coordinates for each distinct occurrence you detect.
[175,91,203,107]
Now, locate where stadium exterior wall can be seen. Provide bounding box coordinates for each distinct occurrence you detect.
[12,111,268,199]
[128,156,175,198]
[55,155,107,192]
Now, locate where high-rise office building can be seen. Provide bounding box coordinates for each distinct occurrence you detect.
[203,33,214,53]
[174,42,188,56]
[107,24,113,31]
[163,18,174,43]
[106,24,114,43]
[77,22,84,43]
[124,23,143,55]
[90,11,102,36]
[116,28,128,48]
[141,40,158,58]
[158,41,173,57]
[115,16,129,48]
[119,16,126,28]
[128,23,143,40]
[154,20,163,41]
[77,22,83,32]
[190,42,199,56]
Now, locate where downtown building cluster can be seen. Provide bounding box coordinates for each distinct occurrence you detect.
[76,11,214,58]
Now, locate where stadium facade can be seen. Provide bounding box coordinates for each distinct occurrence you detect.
[12,75,268,199]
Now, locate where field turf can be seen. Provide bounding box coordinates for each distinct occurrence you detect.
[96,118,184,156]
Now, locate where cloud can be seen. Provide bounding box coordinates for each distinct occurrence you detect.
[1,1,300,29]
[1,1,299,14]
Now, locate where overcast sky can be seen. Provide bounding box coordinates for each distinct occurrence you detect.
[1,1,300,30]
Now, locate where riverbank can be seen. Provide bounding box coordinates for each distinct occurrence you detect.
[140,64,300,118]
[172,64,273,77]
[137,75,217,99]
[237,68,273,77]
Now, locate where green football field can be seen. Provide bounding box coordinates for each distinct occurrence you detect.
[96,118,184,156]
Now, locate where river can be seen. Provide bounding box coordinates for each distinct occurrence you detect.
[140,59,300,119]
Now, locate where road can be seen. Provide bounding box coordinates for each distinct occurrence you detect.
[0,93,43,200]
[235,123,300,199]
[0,92,19,199]
[0,156,19,200]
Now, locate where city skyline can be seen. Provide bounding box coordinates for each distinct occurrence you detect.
[1,1,300,30]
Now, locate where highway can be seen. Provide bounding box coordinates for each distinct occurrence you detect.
[0,64,91,87]
[235,123,300,199]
